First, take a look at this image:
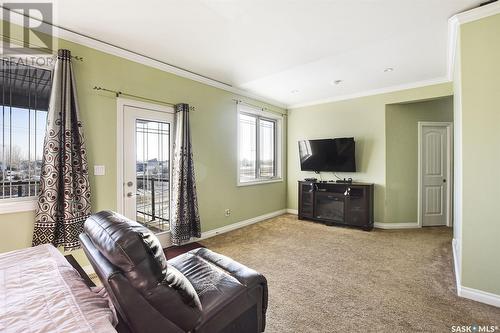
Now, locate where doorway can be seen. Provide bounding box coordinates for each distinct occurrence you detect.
[117,98,174,246]
[418,122,453,227]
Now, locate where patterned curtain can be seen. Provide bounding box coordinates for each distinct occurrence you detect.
[32,49,91,250]
[170,103,201,245]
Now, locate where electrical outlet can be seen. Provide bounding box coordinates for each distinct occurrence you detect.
[224,209,231,217]
[94,165,105,176]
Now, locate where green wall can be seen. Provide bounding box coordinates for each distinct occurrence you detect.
[0,30,287,254]
[459,13,500,295]
[385,97,453,223]
[287,83,453,223]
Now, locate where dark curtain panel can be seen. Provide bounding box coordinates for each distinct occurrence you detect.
[32,49,91,250]
[171,103,201,245]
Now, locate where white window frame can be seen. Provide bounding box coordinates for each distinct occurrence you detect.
[0,55,54,214]
[237,104,283,186]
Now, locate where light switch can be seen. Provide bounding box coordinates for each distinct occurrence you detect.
[94,165,105,176]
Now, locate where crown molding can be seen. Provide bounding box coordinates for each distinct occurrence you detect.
[57,29,287,109]
[0,7,286,110]
[290,2,500,110]
[447,1,500,81]
[287,76,450,109]
[447,15,460,81]
[453,1,500,25]
[2,3,499,110]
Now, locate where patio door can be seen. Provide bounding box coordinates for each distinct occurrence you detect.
[118,99,174,246]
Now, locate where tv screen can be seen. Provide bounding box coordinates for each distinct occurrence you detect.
[298,138,356,172]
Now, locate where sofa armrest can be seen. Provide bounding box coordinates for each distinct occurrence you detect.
[188,248,268,314]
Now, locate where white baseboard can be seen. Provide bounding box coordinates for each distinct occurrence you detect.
[452,239,500,308]
[198,209,287,241]
[286,210,420,230]
[459,286,500,308]
[374,222,420,229]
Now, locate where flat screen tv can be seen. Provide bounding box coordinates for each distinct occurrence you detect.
[298,137,356,172]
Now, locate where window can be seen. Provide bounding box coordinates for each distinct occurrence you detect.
[0,59,52,203]
[238,104,282,185]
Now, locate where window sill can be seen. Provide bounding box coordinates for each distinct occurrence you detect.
[237,178,283,187]
[0,198,37,214]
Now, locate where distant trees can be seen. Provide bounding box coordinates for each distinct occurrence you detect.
[0,145,24,170]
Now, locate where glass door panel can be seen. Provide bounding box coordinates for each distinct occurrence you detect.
[135,120,170,232]
[122,103,174,246]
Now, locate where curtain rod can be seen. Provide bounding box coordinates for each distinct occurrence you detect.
[233,99,287,117]
[0,35,84,61]
[93,86,195,111]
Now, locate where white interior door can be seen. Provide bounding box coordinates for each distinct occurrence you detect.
[419,122,452,227]
[119,100,174,246]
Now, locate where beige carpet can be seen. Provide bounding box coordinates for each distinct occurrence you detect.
[201,214,500,333]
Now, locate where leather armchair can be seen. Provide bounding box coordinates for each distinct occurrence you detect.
[79,211,268,333]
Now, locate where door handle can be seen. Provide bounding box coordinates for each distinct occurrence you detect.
[127,192,140,198]
[443,179,446,183]
[344,187,351,196]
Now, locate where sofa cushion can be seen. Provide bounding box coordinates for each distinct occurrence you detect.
[168,250,246,315]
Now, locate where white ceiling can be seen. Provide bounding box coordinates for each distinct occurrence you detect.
[53,0,482,107]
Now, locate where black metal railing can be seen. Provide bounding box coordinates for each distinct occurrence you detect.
[0,180,40,199]
[136,176,169,223]
[1,177,170,230]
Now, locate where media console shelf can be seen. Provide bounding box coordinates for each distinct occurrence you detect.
[298,181,374,230]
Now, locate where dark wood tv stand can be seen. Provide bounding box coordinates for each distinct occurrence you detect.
[298,181,374,230]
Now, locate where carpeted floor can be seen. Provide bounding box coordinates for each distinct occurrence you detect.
[200,214,500,333]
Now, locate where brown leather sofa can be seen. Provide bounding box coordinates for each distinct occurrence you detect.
[79,210,268,333]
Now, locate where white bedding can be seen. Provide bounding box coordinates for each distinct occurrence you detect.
[0,244,117,333]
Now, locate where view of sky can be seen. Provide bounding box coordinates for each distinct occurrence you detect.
[0,107,47,164]
[136,120,170,164]
[239,114,256,167]
[239,114,275,179]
